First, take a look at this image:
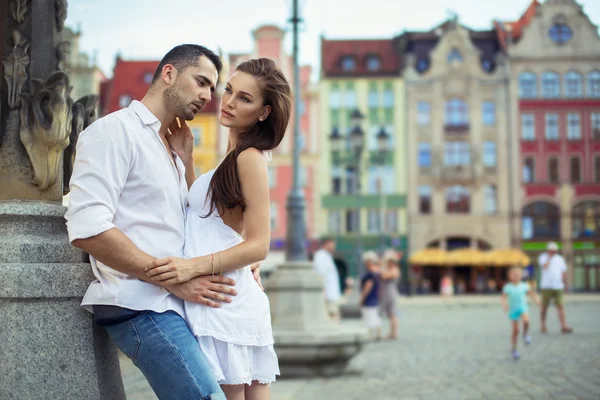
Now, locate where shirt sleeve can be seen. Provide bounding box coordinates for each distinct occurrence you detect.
[502,284,509,294]
[312,252,326,277]
[65,116,134,242]
[538,253,546,266]
[560,256,568,273]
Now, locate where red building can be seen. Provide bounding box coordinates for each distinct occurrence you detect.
[497,0,600,291]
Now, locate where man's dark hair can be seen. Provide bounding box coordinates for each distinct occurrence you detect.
[320,236,335,246]
[152,44,223,83]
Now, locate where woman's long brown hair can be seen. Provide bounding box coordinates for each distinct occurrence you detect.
[204,58,291,217]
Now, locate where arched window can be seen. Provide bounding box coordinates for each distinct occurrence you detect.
[541,71,560,98]
[564,70,583,98]
[572,201,600,239]
[522,202,560,239]
[519,72,537,98]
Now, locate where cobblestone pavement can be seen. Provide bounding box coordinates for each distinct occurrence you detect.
[120,298,600,400]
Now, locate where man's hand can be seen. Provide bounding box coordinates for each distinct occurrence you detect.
[251,262,264,291]
[146,257,202,285]
[167,275,237,308]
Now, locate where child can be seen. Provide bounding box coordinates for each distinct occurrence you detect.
[502,266,540,360]
[360,251,382,340]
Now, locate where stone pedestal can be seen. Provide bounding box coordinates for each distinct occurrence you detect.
[265,261,367,378]
[0,202,125,400]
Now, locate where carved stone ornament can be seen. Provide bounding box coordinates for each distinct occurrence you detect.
[55,0,68,32]
[20,71,73,190]
[56,41,70,71]
[10,0,28,23]
[3,30,30,110]
[63,94,99,194]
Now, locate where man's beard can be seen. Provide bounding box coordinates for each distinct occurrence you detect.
[163,82,196,121]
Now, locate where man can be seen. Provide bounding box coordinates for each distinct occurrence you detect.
[313,237,342,321]
[66,45,232,400]
[538,242,573,334]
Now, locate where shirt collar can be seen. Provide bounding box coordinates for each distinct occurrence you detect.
[129,100,160,126]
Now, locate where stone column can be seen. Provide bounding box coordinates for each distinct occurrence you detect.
[0,1,125,399]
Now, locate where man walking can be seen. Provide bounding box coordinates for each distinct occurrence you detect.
[538,242,573,334]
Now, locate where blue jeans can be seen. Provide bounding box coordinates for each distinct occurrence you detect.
[105,310,225,400]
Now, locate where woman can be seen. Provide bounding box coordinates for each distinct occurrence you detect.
[360,251,382,340]
[380,249,400,340]
[147,58,291,399]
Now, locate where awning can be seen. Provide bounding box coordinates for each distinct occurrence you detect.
[409,248,531,267]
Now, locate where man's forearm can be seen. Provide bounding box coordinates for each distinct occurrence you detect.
[72,228,157,283]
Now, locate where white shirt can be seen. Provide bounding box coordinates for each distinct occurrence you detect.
[538,252,568,290]
[66,101,188,314]
[313,249,341,301]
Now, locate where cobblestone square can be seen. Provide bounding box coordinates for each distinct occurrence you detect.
[121,298,600,400]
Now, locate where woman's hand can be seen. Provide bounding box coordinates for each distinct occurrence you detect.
[251,262,264,291]
[145,256,202,285]
[167,118,194,165]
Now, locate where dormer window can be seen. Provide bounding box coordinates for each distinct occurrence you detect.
[447,48,463,63]
[416,58,430,73]
[365,55,381,72]
[341,56,357,71]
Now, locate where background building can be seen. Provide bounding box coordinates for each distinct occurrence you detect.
[497,0,600,291]
[318,37,408,275]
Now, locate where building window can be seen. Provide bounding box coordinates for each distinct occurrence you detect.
[572,201,600,239]
[143,72,153,84]
[482,101,496,126]
[592,113,600,140]
[548,22,573,44]
[565,113,581,140]
[118,94,132,108]
[418,143,432,168]
[444,142,470,166]
[564,70,583,98]
[419,185,432,214]
[545,113,559,140]
[268,167,277,188]
[191,127,203,147]
[344,90,356,109]
[331,167,342,195]
[522,202,560,239]
[570,157,581,183]
[385,210,398,233]
[368,86,379,108]
[329,87,341,109]
[548,157,559,183]
[447,48,463,63]
[587,70,600,98]
[484,185,497,215]
[270,203,277,230]
[596,157,600,183]
[346,210,359,233]
[366,55,381,71]
[417,101,431,126]
[328,211,341,234]
[541,71,560,98]
[416,58,430,73]
[367,166,394,194]
[523,157,535,183]
[483,141,497,167]
[341,56,356,71]
[445,98,468,126]
[521,113,535,140]
[345,167,357,195]
[382,85,394,108]
[367,210,381,233]
[519,72,537,98]
[446,185,470,214]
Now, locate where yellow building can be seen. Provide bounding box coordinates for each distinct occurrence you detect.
[189,112,219,175]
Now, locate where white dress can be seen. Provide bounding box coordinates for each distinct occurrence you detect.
[183,168,279,385]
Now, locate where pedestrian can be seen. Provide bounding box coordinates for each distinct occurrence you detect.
[380,249,400,340]
[538,242,573,334]
[502,266,540,360]
[360,251,382,340]
[313,237,342,321]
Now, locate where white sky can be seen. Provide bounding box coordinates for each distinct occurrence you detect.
[66,0,600,80]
